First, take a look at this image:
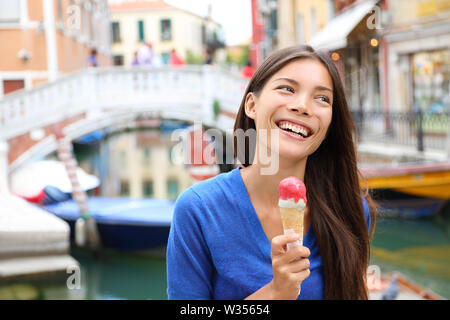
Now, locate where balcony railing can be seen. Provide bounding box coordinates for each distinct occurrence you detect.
[351,110,450,152]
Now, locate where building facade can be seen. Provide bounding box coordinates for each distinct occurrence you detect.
[109,0,223,66]
[277,0,334,48]
[250,0,333,67]
[382,0,450,113]
[0,0,111,98]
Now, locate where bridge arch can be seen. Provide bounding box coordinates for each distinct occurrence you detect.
[0,65,246,175]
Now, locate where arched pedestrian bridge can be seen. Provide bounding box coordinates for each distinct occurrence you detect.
[0,65,247,178]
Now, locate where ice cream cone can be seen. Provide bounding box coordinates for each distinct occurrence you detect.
[278,176,308,297]
[278,177,307,251]
[280,207,305,248]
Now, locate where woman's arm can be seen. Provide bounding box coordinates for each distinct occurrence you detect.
[166,189,213,299]
[245,282,275,300]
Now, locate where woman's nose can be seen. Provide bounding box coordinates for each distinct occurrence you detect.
[288,103,311,115]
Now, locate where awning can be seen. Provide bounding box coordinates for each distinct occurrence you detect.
[308,0,379,51]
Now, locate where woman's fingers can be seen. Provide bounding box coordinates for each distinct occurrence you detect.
[284,244,310,262]
[290,268,311,282]
[285,258,310,273]
[271,233,299,257]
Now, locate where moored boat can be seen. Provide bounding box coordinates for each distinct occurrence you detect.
[360,162,450,199]
[10,160,99,204]
[42,197,173,251]
[368,272,444,300]
[360,162,450,218]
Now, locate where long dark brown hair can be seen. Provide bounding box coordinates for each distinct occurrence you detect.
[233,45,376,300]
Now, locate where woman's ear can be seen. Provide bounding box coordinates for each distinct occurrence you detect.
[244,92,257,120]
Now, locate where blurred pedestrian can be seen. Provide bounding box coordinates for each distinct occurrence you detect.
[241,61,254,79]
[137,42,153,66]
[87,49,98,68]
[131,51,139,66]
[204,50,213,65]
[169,49,184,66]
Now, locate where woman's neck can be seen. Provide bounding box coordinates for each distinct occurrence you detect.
[242,157,307,210]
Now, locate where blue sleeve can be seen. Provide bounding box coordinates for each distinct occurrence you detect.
[166,188,213,299]
[362,197,372,235]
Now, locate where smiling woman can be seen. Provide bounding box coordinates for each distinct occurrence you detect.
[167,45,377,300]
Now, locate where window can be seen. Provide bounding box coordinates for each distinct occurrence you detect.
[143,148,152,164]
[143,180,154,197]
[119,151,127,167]
[160,19,172,41]
[412,49,450,114]
[201,24,206,44]
[113,55,124,66]
[89,11,95,43]
[328,0,335,19]
[120,180,130,196]
[0,0,20,22]
[296,14,305,44]
[167,180,179,200]
[310,6,317,37]
[57,0,63,22]
[81,7,90,40]
[3,80,25,95]
[111,21,121,43]
[138,20,145,41]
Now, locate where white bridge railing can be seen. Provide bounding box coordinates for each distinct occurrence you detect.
[0,65,248,141]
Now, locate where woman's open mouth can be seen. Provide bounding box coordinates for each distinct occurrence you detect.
[276,120,312,140]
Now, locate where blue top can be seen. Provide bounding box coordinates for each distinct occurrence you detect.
[166,167,371,300]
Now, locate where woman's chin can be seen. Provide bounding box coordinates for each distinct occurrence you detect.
[277,146,309,163]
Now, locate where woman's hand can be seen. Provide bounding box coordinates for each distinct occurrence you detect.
[269,233,311,300]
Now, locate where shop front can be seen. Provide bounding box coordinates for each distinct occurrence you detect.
[411,49,449,114]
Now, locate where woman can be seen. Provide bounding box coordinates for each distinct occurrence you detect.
[166,45,376,300]
[86,49,98,68]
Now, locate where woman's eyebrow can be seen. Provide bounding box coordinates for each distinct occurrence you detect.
[315,85,333,93]
[273,77,298,85]
[273,78,333,93]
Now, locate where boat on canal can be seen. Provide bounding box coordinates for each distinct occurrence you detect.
[360,162,450,218]
[368,272,444,300]
[42,197,173,252]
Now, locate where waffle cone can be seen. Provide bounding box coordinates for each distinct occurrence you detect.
[280,207,304,247]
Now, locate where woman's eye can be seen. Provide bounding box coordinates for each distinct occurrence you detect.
[277,86,294,93]
[317,96,331,104]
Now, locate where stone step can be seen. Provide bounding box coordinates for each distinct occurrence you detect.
[0,193,78,280]
[0,254,79,279]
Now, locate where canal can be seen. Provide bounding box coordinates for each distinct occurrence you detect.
[1,126,449,300]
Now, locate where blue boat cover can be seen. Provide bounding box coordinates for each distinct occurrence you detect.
[43,197,174,226]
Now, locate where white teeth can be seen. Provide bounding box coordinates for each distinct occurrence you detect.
[279,121,309,137]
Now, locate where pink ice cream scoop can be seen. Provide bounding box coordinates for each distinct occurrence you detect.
[279,176,307,204]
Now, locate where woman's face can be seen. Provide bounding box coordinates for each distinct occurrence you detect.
[245,58,334,163]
